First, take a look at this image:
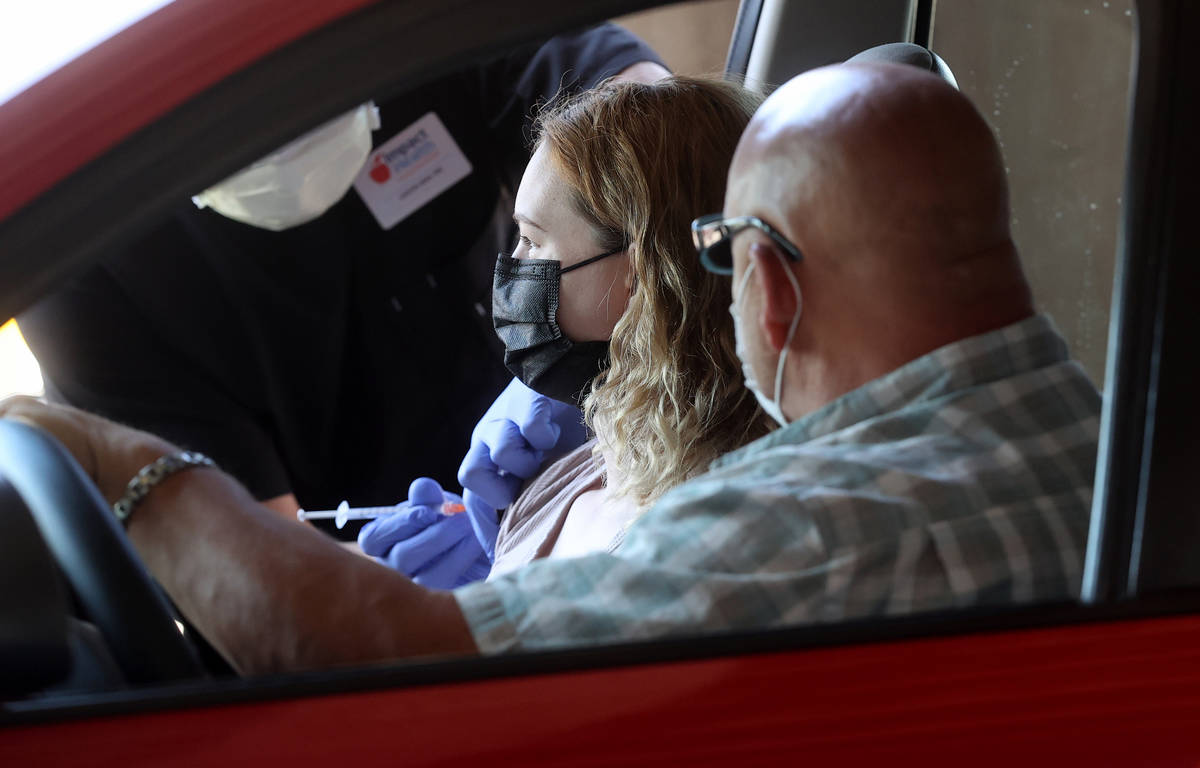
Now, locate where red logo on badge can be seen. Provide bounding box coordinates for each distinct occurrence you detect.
[369,155,391,184]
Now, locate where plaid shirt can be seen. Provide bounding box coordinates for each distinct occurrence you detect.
[456,314,1102,653]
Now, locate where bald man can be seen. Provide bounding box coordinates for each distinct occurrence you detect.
[0,63,1100,675]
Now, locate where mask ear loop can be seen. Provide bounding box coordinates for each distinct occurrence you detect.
[734,258,756,302]
[560,246,626,275]
[771,251,803,419]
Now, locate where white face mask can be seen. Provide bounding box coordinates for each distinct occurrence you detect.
[731,251,803,427]
[192,102,381,231]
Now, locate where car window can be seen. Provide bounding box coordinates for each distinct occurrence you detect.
[615,0,739,76]
[931,0,1134,386]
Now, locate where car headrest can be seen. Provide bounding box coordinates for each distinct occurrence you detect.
[845,42,959,90]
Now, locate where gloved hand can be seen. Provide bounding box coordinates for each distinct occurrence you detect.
[358,477,491,589]
[457,378,587,559]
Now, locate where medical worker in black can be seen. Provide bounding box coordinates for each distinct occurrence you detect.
[20,25,667,528]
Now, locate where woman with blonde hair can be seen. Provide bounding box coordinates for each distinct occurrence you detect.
[362,75,770,579]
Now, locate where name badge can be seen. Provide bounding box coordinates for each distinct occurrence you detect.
[353,112,473,229]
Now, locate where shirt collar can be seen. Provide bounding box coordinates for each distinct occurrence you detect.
[714,314,1070,468]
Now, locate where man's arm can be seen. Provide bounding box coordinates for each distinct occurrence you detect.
[262,492,301,520]
[0,397,477,676]
[131,463,477,675]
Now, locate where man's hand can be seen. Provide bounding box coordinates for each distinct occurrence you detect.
[358,478,490,588]
[456,378,586,558]
[0,395,174,504]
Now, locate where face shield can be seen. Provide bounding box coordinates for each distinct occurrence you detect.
[192,102,381,231]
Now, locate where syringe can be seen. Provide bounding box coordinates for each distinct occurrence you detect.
[297,499,466,529]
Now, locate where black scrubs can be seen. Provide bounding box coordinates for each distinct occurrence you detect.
[20,25,662,527]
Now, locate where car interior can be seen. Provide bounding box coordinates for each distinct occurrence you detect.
[0,0,1196,740]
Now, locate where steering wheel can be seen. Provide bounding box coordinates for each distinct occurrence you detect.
[0,418,205,685]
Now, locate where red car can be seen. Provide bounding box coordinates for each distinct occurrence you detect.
[1,0,1198,764]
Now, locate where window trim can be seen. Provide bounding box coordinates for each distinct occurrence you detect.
[1082,0,1198,602]
[7,591,1200,725]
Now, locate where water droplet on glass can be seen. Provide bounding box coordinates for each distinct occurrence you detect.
[1089,202,1098,210]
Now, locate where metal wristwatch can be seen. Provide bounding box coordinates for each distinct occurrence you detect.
[112,451,217,524]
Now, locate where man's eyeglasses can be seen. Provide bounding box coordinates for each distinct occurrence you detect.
[690,214,803,275]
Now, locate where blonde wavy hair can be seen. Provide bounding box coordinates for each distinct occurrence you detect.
[535,75,772,506]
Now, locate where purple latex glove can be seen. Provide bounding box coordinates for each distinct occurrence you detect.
[358,478,490,588]
[457,378,586,559]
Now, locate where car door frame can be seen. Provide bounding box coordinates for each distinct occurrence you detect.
[2,0,1199,760]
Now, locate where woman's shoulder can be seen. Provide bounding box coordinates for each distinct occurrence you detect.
[534,438,603,487]
[490,438,605,577]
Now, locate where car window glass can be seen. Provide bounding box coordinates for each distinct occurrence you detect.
[615,0,739,76]
[931,0,1134,387]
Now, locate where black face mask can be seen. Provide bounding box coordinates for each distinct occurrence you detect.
[492,248,624,406]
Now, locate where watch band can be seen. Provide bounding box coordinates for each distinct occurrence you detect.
[112,451,217,524]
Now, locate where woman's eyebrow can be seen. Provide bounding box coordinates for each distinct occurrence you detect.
[513,213,546,232]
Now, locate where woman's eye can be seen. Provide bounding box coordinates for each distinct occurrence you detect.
[518,234,536,250]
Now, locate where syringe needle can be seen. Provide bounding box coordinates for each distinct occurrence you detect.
[296,501,394,528]
[296,499,465,529]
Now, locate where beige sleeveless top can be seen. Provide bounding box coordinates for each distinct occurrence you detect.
[489,439,628,579]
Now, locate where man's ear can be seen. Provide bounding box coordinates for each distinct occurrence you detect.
[750,242,800,353]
